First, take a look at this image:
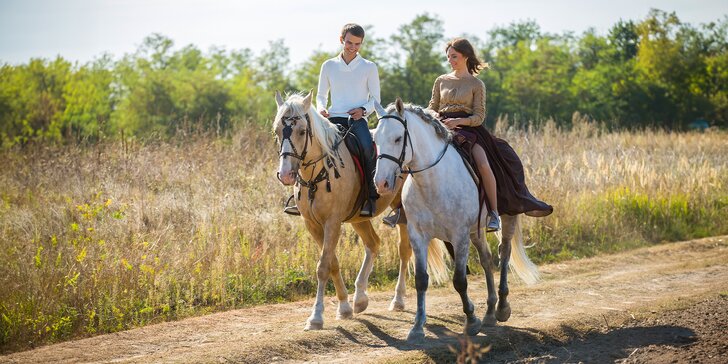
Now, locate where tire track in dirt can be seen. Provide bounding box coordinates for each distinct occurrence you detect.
[2,236,727,363]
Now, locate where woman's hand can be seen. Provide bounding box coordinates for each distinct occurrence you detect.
[442,118,465,130]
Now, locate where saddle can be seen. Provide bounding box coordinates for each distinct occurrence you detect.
[336,124,374,220]
[452,141,480,187]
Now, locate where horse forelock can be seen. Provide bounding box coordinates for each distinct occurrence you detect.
[384,102,453,142]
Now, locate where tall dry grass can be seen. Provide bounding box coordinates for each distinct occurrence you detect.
[1,117,726,352]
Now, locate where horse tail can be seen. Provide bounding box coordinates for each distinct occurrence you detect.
[505,215,540,285]
[426,239,450,286]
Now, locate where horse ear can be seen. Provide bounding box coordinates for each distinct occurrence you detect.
[373,100,386,119]
[395,97,404,116]
[303,89,313,111]
[275,90,284,107]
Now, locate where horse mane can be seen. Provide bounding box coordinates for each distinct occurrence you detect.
[275,93,341,159]
[384,102,453,142]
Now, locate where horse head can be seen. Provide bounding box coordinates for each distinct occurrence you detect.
[273,90,314,186]
[373,98,409,195]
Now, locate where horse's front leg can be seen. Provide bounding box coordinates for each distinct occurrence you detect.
[470,231,497,327]
[329,251,353,320]
[350,221,380,314]
[407,230,430,342]
[496,215,516,322]
[390,223,412,311]
[452,235,481,336]
[305,221,343,330]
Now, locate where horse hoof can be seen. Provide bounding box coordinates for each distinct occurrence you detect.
[337,307,354,320]
[304,319,324,331]
[465,317,482,336]
[482,314,497,327]
[354,297,369,314]
[407,328,425,342]
[389,300,405,312]
[496,305,511,322]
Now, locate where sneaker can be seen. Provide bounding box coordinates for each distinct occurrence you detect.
[360,199,374,217]
[382,208,401,228]
[284,205,301,216]
[486,210,501,232]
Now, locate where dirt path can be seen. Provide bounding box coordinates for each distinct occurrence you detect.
[3,236,727,363]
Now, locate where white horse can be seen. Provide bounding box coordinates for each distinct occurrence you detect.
[372,99,540,341]
[273,91,448,331]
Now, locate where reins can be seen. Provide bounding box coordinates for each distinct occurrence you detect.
[277,111,357,204]
[377,114,450,176]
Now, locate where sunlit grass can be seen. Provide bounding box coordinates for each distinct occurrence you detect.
[1,117,726,353]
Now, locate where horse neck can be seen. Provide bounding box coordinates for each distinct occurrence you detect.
[298,136,327,180]
[407,117,448,172]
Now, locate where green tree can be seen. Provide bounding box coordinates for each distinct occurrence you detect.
[382,13,446,106]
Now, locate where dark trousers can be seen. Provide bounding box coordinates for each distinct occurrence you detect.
[330,117,378,200]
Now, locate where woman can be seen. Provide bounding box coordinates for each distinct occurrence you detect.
[427,37,552,231]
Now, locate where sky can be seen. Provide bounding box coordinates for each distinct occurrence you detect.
[1,0,726,67]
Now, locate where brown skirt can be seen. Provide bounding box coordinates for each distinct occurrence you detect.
[440,112,553,217]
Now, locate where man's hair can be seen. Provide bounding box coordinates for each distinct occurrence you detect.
[341,23,365,39]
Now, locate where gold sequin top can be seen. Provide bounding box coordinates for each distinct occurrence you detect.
[427,73,486,127]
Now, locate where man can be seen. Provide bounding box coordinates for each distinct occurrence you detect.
[285,23,381,217]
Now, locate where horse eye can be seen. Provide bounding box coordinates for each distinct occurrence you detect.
[299,130,306,136]
[395,136,402,143]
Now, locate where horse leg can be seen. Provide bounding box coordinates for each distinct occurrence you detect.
[470,231,497,327]
[496,215,516,322]
[329,253,353,320]
[407,231,430,342]
[305,221,341,330]
[390,223,412,311]
[452,236,481,336]
[350,221,381,314]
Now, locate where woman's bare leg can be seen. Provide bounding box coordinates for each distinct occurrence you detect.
[472,144,497,213]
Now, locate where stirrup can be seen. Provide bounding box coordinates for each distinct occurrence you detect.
[283,195,300,216]
[382,208,401,228]
[359,200,374,217]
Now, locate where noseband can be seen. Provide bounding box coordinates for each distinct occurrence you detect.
[376,113,449,175]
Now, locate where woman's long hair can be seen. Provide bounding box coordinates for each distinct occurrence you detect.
[446,38,489,75]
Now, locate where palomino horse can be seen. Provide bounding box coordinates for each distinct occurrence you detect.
[372,99,540,341]
[273,91,448,330]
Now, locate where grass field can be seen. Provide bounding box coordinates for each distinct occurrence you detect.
[1,117,726,353]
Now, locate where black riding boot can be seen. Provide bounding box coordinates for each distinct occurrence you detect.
[353,118,378,217]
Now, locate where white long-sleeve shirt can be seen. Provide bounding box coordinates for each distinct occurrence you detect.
[316,54,381,118]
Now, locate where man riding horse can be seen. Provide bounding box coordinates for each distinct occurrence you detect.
[285,23,380,217]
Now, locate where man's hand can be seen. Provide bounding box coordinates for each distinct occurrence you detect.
[347,107,365,120]
[320,109,330,118]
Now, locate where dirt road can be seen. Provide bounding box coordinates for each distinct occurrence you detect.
[3,236,727,363]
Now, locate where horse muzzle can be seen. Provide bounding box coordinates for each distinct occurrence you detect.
[277,170,296,186]
[374,173,396,195]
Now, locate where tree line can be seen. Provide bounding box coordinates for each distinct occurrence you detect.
[0,9,725,147]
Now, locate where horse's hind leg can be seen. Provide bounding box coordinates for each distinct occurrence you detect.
[470,231,497,327]
[350,221,381,314]
[452,236,482,336]
[390,223,411,311]
[496,215,517,322]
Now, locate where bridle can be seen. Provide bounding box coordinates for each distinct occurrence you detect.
[276,111,349,201]
[376,113,449,175]
[278,113,312,162]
